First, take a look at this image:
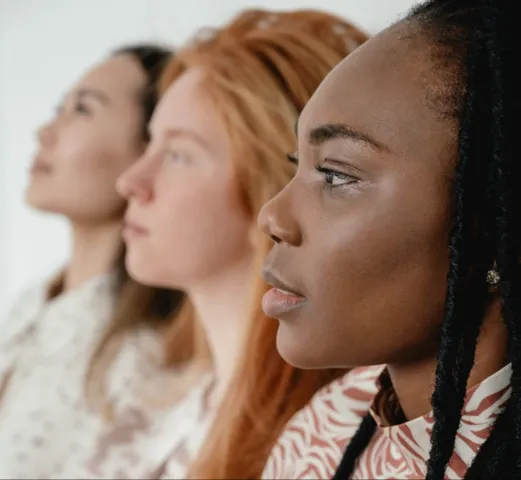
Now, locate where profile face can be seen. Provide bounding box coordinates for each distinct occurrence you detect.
[27,54,146,223]
[118,68,254,289]
[259,24,456,369]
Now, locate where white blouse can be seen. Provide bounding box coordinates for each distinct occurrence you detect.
[0,273,211,479]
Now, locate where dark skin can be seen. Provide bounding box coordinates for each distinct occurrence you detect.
[259,21,507,421]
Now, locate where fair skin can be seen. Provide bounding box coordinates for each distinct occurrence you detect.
[27,54,146,292]
[117,67,256,404]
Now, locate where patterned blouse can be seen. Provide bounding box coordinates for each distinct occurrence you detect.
[262,364,512,479]
[0,273,211,479]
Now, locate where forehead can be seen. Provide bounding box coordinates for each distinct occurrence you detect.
[74,55,146,100]
[299,22,456,156]
[150,67,229,149]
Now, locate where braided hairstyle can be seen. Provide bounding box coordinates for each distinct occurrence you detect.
[333,0,520,478]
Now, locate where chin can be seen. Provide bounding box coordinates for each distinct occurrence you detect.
[276,323,327,369]
[125,257,156,285]
[24,189,57,213]
[25,185,39,206]
[275,321,360,370]
[125,252,170,288]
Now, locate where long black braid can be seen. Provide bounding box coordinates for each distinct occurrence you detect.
[332,0,521,478]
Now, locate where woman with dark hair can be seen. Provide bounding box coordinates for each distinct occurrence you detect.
[260,0,519,478]
[0,44,191,478]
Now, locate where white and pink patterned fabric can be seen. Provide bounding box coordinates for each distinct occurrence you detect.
[263,364,512,479]
[0,273,212,479]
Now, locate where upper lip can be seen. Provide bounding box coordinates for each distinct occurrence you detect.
[261,267,305,297]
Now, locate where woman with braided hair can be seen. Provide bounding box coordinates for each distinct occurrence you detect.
[260,0,518,478]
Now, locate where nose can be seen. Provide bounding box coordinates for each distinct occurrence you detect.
[36,121,55,147]
[258,180,302,246]
[116,154,155,203]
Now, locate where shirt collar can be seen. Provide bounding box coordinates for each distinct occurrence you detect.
[370,363,512,476]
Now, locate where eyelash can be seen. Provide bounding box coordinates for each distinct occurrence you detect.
[164,150,189,165]
[287,153,298,165]
[286,152,359,190]
[75,102,91,115]
[54,102,91,116]
[315,165,358,190]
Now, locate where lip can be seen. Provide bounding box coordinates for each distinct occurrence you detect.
[261,268,306,318]
[30,156,53,175]
[122,220,149,241]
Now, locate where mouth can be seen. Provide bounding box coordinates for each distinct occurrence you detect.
[122,220,149,241]
[30,156,53,175]
[261,268,306,318]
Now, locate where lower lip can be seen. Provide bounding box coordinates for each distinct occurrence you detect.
[122,225,148,241]
[262,287,306,318]
[30,165,52,175]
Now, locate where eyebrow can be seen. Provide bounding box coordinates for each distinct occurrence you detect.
[76,88,111,105]
[150,127,212,150]
[295,118,388,152]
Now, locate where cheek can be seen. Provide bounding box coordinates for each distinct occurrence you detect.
[60,130,137,181]
[133,173,253,287]
[287,175,451,367]
[31,125,139,219]
[161,186,221,244]
[168,178,251,251]
[62,129,138,199]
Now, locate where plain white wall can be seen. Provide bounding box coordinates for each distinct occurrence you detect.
[0,0,419,316]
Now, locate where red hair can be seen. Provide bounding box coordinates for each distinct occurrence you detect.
[159,9,369,478]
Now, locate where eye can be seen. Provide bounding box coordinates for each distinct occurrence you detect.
[74,101,91,115]
[315,165,358,189]
[164,150,190,165]
[287,152,299,165]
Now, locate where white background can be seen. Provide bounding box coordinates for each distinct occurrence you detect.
[0,0,419,316]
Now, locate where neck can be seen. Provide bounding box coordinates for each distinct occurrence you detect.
[388,296,508,421]
[62,219,123,293]
[188,256,255,408]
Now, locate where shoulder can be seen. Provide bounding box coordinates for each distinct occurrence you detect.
[262,365,384,479]
[106,326,184,408]
[157,378,215,479]
[0,280,48,379]
[0,281,47,343]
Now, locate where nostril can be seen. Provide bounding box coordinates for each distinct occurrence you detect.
[270,234,282,244]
